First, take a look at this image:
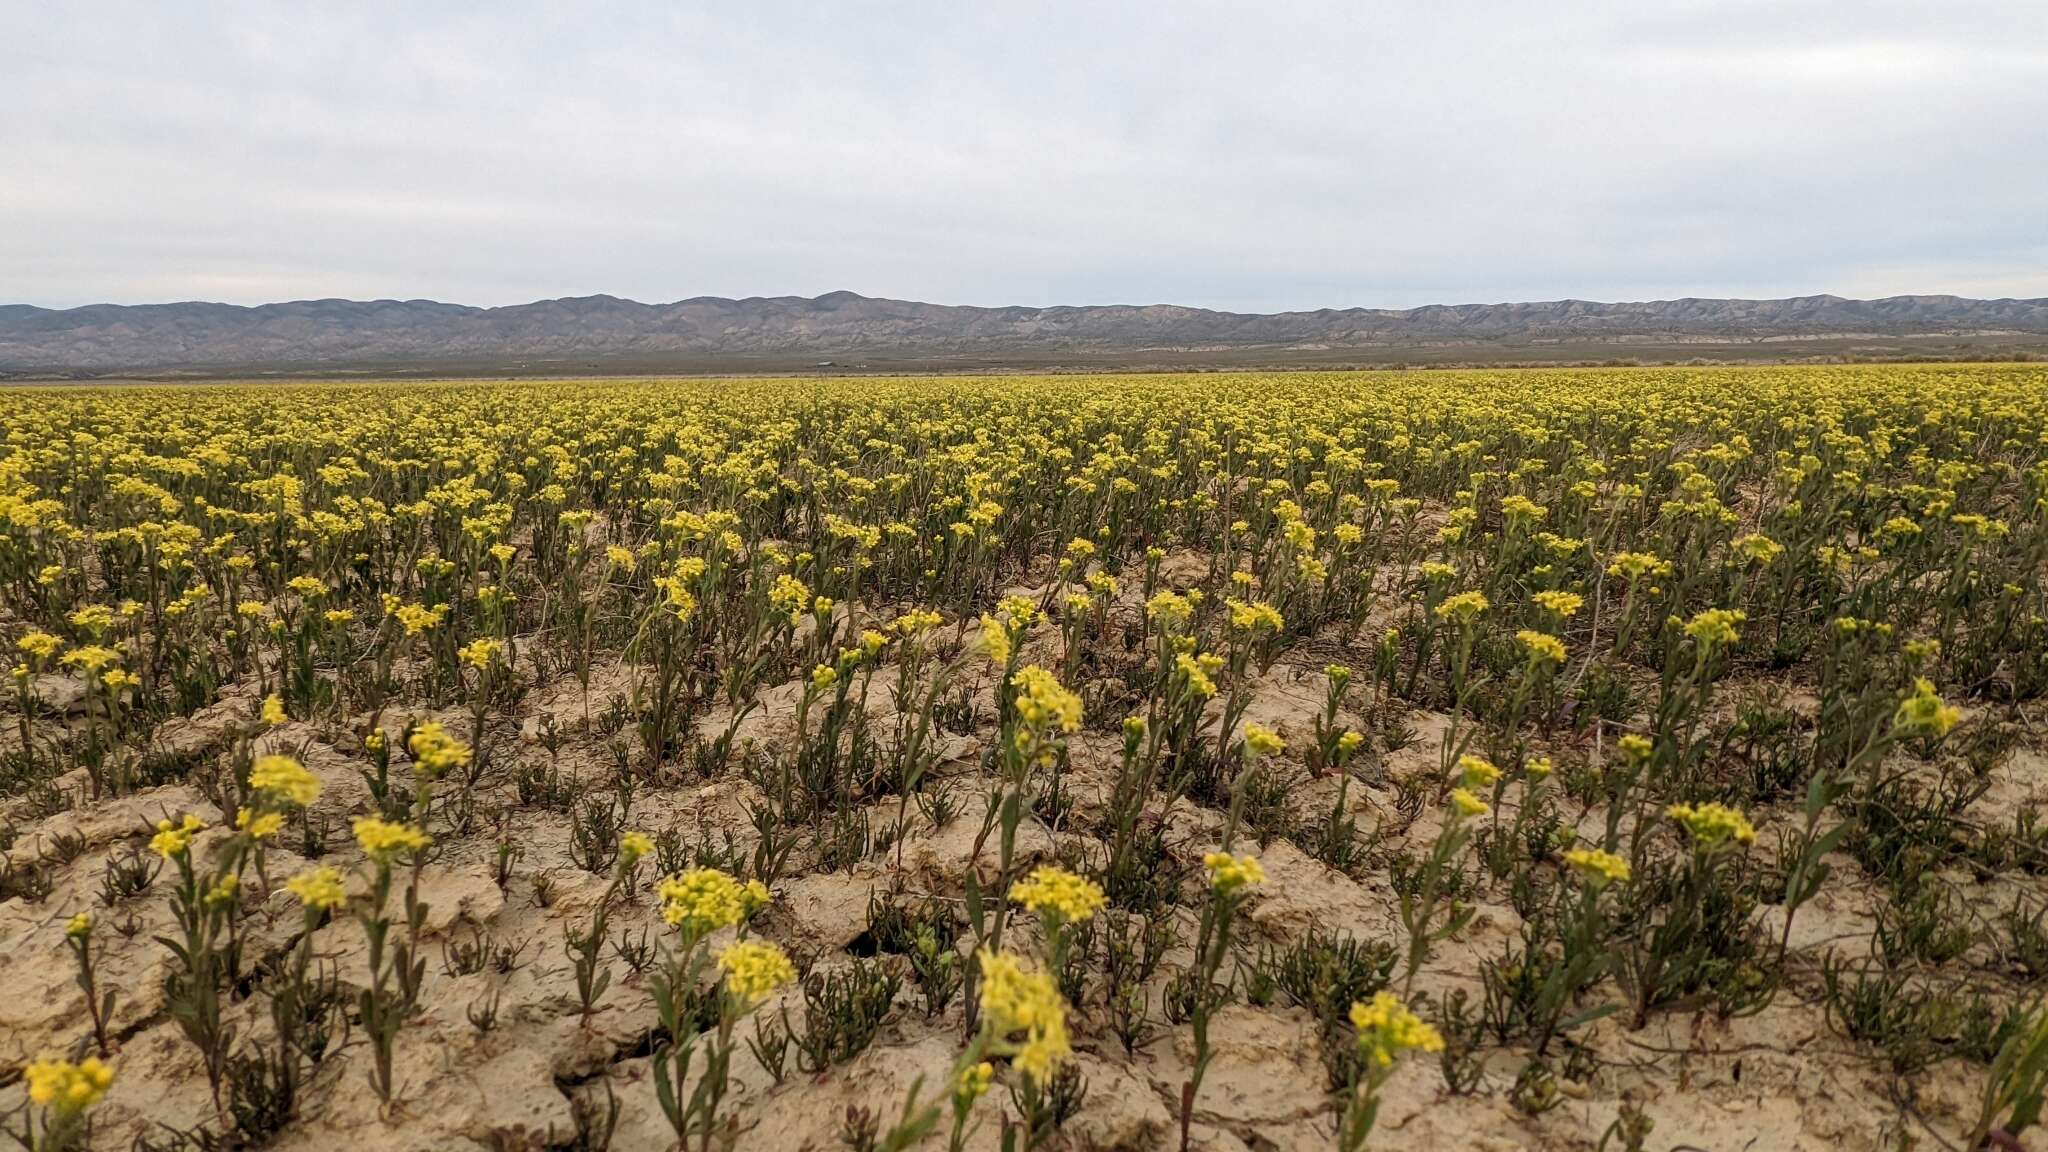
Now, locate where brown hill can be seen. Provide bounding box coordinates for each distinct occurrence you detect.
[5,291,2048,373]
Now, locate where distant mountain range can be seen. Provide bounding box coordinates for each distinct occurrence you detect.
[5,291,2048,374]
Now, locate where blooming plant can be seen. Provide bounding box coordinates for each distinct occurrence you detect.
[0,365,2044,1150]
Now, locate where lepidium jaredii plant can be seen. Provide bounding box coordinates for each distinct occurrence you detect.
[1,365,2046,1150]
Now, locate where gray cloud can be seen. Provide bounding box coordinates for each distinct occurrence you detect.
[3,0,2045,310]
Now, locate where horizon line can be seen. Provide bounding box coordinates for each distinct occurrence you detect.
[9,288,2048,318]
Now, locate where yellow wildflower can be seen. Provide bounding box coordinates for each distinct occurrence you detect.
[1666,802,1757,850]
[1145,590,1194,631]
[23,1056,114,1114]
[1010,665,1082,734]
[61,645,121,675]
[249,754,320,806]
[285,866,348,910]
[956,1060,995,1101]
[1562,848,1631,888]
[393,602,446,636]
[1226,598,1284,634]
[1457,755,1500,790]
[1175,652,1219,698]
[352,817,432,862]
[1683,608,1746,649]
[1449,787,1490,819]
[235,808,284,840]
[619,830,654,867]
[1606,551,1670,580]
[1008,865,1107,924]
[658,867,769,934]
[16,630,63,661]
[977,950,1071,1084]
[149,814,205,859]
[1434,590,1489,623]
[768,573,810,620]
[1243,722,1285,758]
[1733,533,1783,563]
[457,637,503,670]
[717,939,797,1005]
[1203,851,1266,895]
[1892,678,1960,739]
[406,721,472,780]
[1349,992,1444,1068]
[1517,629,1566,665]
[892,608,943,635]
[978,613,1013,666]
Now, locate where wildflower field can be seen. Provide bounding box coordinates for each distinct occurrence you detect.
[3,364,2048,1152]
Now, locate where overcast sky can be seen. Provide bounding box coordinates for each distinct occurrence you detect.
[5,1,2046,313]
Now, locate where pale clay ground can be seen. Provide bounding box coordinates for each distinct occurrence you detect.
[5,613,2047,1152]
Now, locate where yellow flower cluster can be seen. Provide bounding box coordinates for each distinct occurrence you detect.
[1456,755,1500,789]
[1348,992,1445,1068]
[892,608,943,635]
[235,807,284,840]
[150,813,205,859]
[1203,851,1266,895]
[619,830,654,867]
[1434,590,1489,623]
[1606,551,1670,581]
[24,1056,115,1113]
[393,601,447,636]
[1892,677,1961,738]
[1516,629,1566,665]
[1449,787,1489,819]
[1666,802,1757,849]
[286,866,349,910]
[767,573,810,620]
[1010,665,1082,734]
[1008,865,1107,924]
[658,867,770,933]
[1682,608,1746,649]
[1530,590,1582,618]
[406,721,472,780]
[716,939,797,1004]
[352,817,433,862]
[1226,597,1284,633]
[956,1060,995,1101]
[1243,722,1285,758]
[978,613,1014,666]
[977,949,1071,1084]
[1562,848,1632,888]
[457,636,503,670]
[62,645,122,674]
[249,754,320,806]
[1734,533,1784,563]
[1146,590,1194,631]
[17,630,63,660]
[1175,651,1220,697]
